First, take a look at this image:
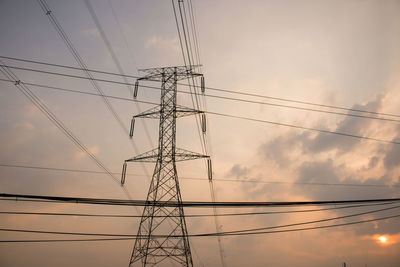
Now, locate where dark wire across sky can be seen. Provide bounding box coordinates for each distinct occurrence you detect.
[0,213,399,242]
[0,163,398,188]
[1,193,400,207]
[1,55,400,120]
[1,76,399,146]
[1,55,399,119]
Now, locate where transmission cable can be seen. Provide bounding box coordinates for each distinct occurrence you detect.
[1,202,396,218]
[83,0,154,148]
[0,65,117,183]
[1,77,399,146]
[1,193,400,208]
[1,163,397,188]
[35,0,150,181]
[2,55,399,119]
[172,0,207,156]
[1,63,399,124]
[2,210,397,242]
[0,207,398,238]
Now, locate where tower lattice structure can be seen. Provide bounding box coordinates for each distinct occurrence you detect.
[121,66,210,266]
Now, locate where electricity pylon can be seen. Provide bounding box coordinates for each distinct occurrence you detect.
[121,66,211,266]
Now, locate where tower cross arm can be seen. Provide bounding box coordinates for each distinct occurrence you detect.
[175,105,204,118]
[175,148,210,162]
[125,148,158,163]
[138,65,203,82]
[125,148,209,163]
[133,105,161,119]
[134,105,204,119]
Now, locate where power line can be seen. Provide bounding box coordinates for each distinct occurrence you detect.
[0,238,135,243]
[1,193,399,208]
[2,76,399,146]
[2,63,399,124]
[2,55,399,119]
[2,60,400,124]
[107,0,139,73]
[172,0,208,158]
[2,205,398,237]
[206,111,400,145]
[213,214,400,237]
[2,59,399,124]
[1,163,397,188]
[0,78,157,106]
[1,65,400,125]
[83,0,154,148]
[0,70,139,212]
[1,202,396,218]
[0,212,399,239]
[212,205,400,235]
[35,1,150,183]
[187,0,201,66]
[174,1,224,264]
[202,93,400,123]
[0,65,117,183]
[36,0,128,133]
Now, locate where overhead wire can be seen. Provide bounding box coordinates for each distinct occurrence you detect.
[0,65,117,183]
[0,77,157,105]
[208,204,400,235]
[186,0,215,159]
[1,202,397,218]
[83,0,154,148]
[172,0,207,156]
[187,0,201,66]
[212,214,400,237]
[36,0,152,185]
[0,208,399,238]
[107,0,139,73]
[2,210,398,242]
[175,1,224,264]
[1,210,399,243]
[2,163,399,188]
[0,65,144,215]
[1,4,398,260]
[1,63,399,124]
[1,193,399,208]
[1,77,399,146]
[180,0,209,155]
[206,111,400,145]
[36,0,128,133]
[2,55,399,120]
[1,162,398,188]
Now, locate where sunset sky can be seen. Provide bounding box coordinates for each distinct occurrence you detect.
[1,0,400,266]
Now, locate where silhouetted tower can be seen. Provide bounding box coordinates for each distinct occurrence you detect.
[121,66,211,266]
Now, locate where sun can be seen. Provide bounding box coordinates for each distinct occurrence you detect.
[378,236,387,244]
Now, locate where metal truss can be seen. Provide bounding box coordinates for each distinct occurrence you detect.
[122,65,209,266]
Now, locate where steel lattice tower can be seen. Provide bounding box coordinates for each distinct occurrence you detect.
[121,66,210,266]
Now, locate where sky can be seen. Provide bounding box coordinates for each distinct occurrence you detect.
[1,0,400,266]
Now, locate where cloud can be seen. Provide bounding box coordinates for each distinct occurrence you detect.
[383,126,400,169]
[306,94,385,154]
[144,35,180,53]
[368,156,379,169]
[258,131,309,167]
[74,145,99,161]
[226,163,250,179]
[82,27,101,38]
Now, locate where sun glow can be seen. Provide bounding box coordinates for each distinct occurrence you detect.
[378,236,387,244]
